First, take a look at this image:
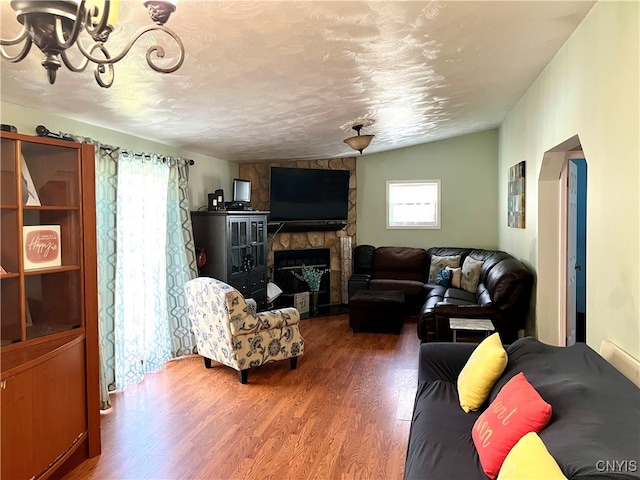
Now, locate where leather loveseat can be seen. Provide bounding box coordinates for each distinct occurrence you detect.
[347,246,533,343]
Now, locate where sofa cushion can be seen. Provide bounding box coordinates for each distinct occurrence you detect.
[369,278,425,296]
[457,333,508,413]
[373,246,427,282]
[428,255,461,283]
[461,256,485,292]
[497,432,567,480]
[444,288,476,303]
[494,337,640,479]
[473,372,552,479]
[405,380,483,480]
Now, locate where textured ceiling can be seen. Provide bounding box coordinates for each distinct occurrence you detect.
[0,1,595,163]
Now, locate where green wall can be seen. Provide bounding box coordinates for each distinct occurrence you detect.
[356,129,499,250]
[0,102,238,210]
[498,1,639,358]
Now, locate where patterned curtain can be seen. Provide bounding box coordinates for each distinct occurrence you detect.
[166,158,198,356]
[95,146,119,410]
[61,132,197,408]
[61,134,117,410]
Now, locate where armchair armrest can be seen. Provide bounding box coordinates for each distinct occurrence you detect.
[255,307,300,329]
[231,307,300,336]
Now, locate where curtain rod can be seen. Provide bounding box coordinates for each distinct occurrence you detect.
[99,145,194,165]
[33,125,195,166]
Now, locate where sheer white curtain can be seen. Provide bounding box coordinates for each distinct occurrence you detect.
[114,152,172,389]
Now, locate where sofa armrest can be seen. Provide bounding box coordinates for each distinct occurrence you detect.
[348,273,371,298]
[418,342,477,384]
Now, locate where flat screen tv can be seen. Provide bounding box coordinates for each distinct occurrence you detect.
[269,167,350,222]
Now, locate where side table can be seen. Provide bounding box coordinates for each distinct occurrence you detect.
[449,318,495,342]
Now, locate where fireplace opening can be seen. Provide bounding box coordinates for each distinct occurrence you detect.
[273,248,330,308]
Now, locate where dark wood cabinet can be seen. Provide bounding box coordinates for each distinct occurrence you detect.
[0,132,100,479]
[191,211,268,311]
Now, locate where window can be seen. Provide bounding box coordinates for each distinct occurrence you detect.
[386,180,441,229]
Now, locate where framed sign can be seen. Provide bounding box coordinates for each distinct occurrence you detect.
[294,291,309,314]
[23,225,61,270]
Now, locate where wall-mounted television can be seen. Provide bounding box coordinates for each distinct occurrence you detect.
[269,167,350,223]
[232,178,251,204]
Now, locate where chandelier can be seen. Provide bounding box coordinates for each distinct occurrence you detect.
[0,1,185,88]
[342,118,375,154]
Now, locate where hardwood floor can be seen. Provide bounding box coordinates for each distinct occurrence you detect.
[64,314,421,480]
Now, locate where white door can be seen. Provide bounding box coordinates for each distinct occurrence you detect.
[566,160,578,346]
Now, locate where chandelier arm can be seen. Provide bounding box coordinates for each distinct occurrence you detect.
[146,28,185,73]
[0,25,30,46]
[73,25,184,72]
[60,48,91,73]
[0,37,32,63]
[61,42,114,87]
[54,2,86,50]
[83,2,111,39]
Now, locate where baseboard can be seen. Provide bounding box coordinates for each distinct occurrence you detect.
[599,340,640,387]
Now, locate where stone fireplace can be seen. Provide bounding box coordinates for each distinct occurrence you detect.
[239,158,356,305]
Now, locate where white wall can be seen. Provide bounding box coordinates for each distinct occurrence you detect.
[498,1,639,358]
[0,101,238,210]
[357,129,499,249]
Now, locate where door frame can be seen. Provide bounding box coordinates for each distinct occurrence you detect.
[537,135,585,345]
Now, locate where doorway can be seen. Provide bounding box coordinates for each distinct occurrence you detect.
[566,155,587,345]
[537,135,588,346]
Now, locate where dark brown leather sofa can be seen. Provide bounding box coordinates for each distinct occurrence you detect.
[347,246,533,343]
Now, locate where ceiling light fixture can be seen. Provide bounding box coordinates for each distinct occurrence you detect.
[0,0,185,88]
[342,118,375,154]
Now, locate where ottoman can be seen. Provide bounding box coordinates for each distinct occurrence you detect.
[348,290,406,334]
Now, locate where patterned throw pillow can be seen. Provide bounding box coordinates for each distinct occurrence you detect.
[435,268,452,287]
[497,432,567,480]
[428,255,461,283]
[447,267,462,288]
[472,372,553,479]
[461,256,484,292]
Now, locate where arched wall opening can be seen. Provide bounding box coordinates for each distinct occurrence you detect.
[537,134,587,345]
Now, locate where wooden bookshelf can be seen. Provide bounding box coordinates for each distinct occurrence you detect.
[0,132,100,479]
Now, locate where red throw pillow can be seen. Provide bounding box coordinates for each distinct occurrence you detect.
[472,372,552,479]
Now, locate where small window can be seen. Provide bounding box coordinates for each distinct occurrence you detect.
[386,180,441,229]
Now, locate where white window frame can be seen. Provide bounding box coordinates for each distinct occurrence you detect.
[386,179,441,229]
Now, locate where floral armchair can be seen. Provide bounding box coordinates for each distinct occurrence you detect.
[184,277,304,383]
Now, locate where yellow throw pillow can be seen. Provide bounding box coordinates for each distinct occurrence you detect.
[497,432,567,480]
[457,332,507,412]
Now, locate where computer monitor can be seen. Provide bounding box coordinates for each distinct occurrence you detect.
[232,178,251,204]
